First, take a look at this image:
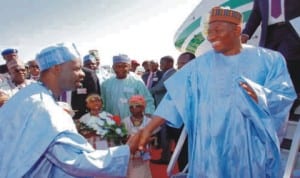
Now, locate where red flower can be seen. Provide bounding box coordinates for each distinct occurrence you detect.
[111,115,121,126]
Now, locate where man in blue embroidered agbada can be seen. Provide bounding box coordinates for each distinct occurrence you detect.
[138,7,297,178]
[0,42,139,177]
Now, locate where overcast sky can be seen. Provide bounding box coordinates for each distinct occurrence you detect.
[0,0,200,65]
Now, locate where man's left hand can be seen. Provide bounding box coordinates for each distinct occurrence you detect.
[240,82,258,103]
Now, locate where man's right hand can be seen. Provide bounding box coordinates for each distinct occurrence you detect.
[126,132,141,154]
[137,128,153,151]
[241,34,249,43]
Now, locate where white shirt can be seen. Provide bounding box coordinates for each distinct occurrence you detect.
[0,78,35,97]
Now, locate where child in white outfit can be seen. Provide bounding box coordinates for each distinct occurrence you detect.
[79,94,112,149]
[123,95,159,178]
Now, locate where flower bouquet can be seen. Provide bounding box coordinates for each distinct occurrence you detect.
[76,120,98,138]
[77,114,128,146]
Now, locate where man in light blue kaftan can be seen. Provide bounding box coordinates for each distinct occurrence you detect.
[157,45,296,177]
[0,83,130,178]
[101,54,155,119]
[138,7,297,178]
[0,42,137,178]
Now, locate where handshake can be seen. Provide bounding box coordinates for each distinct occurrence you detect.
[126,116,165,154]
[126,128,152,154]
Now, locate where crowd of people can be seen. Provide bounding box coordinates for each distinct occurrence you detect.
[0,40,194,178]
[0,4,298,178]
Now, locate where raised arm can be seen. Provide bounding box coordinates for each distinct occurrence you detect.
[138,116,165,150]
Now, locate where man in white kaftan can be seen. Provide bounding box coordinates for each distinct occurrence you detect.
[0,59,35,97]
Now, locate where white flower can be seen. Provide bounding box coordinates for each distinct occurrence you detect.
[99,112,112,119]
[96,128,108,136]
[77,113,128,145]
[90,123,99,131]
[115,128,122,135]
[86,116,98,126]
[106,119,115,126]
[96,119,105,126]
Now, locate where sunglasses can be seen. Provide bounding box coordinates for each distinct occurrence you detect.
[88,98,102,102]
[29,65,39,69]
[14,68,26,73]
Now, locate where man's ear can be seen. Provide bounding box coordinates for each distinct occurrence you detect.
[235,24,242,36]
[49,65,62,76]
[53,65,61,72]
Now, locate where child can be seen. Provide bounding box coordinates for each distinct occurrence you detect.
[123,95,159,178]
[79,93,112,149]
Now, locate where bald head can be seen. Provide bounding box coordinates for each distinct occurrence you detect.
[177,52,195,69]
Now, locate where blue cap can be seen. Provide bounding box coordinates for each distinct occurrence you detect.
[1,48,18,56]
[83,54,96,64]
[35,42,80,71]
[113,54,130,64]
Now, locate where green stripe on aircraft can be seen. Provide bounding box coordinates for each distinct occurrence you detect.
[175,17,201,49]
[242,10,252,22]
[221,0,252,9]
[174,0,255,54]
[186,32,205,53]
